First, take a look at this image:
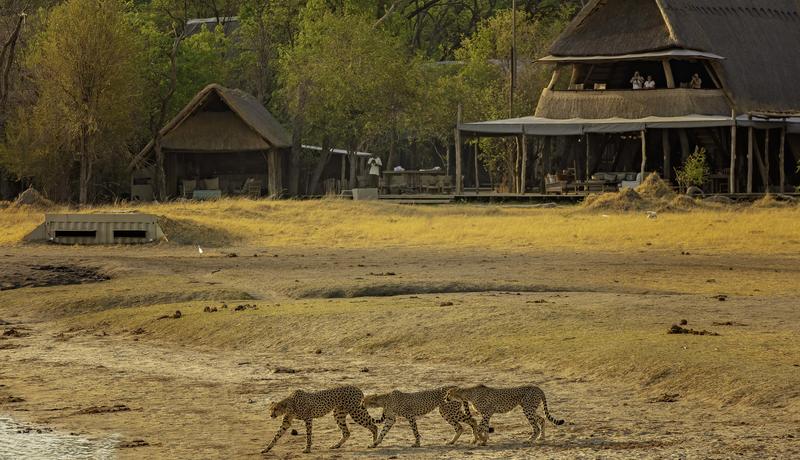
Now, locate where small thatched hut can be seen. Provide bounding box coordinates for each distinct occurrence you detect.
[458,0,800,195]
[136,84,291,199]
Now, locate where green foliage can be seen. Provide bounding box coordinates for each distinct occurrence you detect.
[676,147,711,189]
[278,10,416,148]
[2,0,144,202]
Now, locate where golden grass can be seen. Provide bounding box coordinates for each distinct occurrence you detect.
[59,292,800,411]
[1,198,798,254]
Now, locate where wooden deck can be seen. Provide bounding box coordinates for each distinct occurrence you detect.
[371,191,800,205]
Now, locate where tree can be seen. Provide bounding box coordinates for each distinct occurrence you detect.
[12,0,143,203]
[450,7,572,190]
[278,8,417,193]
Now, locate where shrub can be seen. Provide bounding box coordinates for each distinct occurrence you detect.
[675,147,710,190]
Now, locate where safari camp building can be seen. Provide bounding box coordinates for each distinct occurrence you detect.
[458,0,800,195]
[135,84,291,200]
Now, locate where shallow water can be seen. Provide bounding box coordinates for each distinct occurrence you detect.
[0,415,116,460]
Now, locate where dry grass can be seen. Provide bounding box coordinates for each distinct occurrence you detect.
[59,291,800,412]
[1,198,799,254]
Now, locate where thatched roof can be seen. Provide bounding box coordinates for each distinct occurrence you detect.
[139,84,290,157]
[548,0,800,116]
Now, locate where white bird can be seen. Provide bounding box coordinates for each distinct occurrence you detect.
[646,211,658,219]
[198,245,204,254]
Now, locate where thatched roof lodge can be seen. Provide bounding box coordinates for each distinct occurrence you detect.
[458,0,800,195]
[136,84,291,199]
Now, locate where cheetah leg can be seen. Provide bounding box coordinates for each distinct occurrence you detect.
[537,415,546,440]
[372,415,395,447]
[408,417,421,447]
[477,414,492,446]
[303,419,314,453]
[522,401,542,444]
[262,414,292,453]
[350,405,379,446]
[330,409,350,449]
[441,411,464,445]
[460,411,480,444]
[439,403,472,445]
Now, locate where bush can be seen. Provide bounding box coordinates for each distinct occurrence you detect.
[675,147,710,190]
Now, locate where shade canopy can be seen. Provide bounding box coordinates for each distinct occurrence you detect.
[458,115,739,136]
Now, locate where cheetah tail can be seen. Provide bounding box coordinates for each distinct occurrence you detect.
[542,394,565,426]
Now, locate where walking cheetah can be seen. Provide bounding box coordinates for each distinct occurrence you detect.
[363,386,480,447]
[445,385,565,446]
[262,385,378,454]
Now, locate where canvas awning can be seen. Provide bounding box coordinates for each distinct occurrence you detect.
[538,49,725,64]
[458,115,736,136]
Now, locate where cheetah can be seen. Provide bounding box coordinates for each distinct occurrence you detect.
[262,385,378,454]
[363,386,480,447]
[445,384,565,446]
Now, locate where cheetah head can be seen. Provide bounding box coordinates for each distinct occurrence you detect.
[269,398,291,419]
[362,393,389,409]
[444,387,465,403]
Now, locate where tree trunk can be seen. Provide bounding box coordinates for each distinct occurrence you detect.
[348,151,357,188]
[308,137,331,195]
[154,137,167,200]
[288,84,306,196]
[78,128,90,205]
[289,117,302,196]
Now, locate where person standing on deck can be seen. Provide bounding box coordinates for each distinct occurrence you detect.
[367,156,383,187]
[644,75,656,89]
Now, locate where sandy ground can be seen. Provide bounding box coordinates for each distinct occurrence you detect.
[1,245,799,459]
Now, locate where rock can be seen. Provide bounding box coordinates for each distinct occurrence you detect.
[649,393,680,403]
[203,306,218,313]
[704,195,734,204]
[118,439,149,448]
[668,325,719,336]
[314,348,322,354]
[439,301,454,307]
[679,319,688,325]
[685,186,704,197]
[274,367,297,374]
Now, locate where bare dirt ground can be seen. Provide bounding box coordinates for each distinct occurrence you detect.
[1,244,799,459]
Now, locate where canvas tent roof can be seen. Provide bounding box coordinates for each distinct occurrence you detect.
[547,0,800,116]
[138,84,291,159]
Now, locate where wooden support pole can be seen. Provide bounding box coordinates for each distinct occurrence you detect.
[779,126,786,193]
[662,130,671,182]
[520,134,527,195]
[267,149,283,197]
[662,59,675,89]
[542,136,551,194]
[585,134,590,181]
[764,129,770,191]
[729,113,737,193]
[474,141,480,193]
[747,126,754,193]
[569,64,579,85]
[455,105,463,194]
[340,154,346,185]
[547,65,562,90]
[640,130,647,179]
